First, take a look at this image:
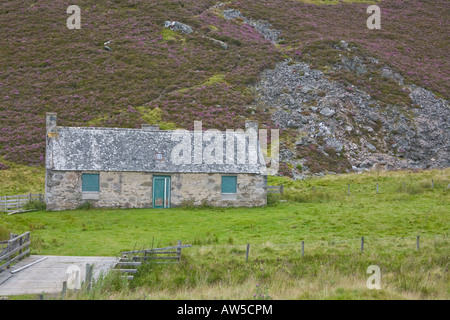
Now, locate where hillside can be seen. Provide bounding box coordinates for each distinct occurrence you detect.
[0,0,449,176]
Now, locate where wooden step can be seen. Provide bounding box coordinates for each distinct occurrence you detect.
[117,261,142,267]
[113,269,137,274]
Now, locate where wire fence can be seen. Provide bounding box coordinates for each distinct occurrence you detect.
[269,177,450,197]
[183,234,449,261]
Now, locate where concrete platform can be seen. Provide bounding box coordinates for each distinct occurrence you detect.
[0,255,119,296]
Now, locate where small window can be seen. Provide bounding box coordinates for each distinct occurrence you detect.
[221,176,237,194]
[155,153,163,161]
[82,173,100,193]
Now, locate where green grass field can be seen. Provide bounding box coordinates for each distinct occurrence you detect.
[1,168,449,299]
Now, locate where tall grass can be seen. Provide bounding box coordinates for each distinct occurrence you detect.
[0,226,12,241]
[57,236,449,300]
[1,168,448,299]
[268,190,332,204]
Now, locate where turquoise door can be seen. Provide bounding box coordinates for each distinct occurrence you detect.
[153,176,171,208]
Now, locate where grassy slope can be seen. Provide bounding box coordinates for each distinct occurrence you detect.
[0,160,45,196]
[0,168,447,256]
[1,168,448,300]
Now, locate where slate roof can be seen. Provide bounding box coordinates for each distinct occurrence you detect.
[46,127,267,174]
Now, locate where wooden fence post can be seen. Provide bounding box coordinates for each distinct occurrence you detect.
[376,182,379,194]
[280,185,284,195]
[19,236,23,256]
[85,263,90,285]
[26,232,30,258]
[177,240,182,262]
[61,281,67,299]
[416,236,420,250]
[348,184,350,196]
[85,263,93,291]
[361,237,364,253]
[246,243,250,261]
[5,236,11,269]
[17,195,19,211]
[431,179,434,189]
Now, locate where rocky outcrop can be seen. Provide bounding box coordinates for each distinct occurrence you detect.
[164,20,228,49]
[164,21,194,34]
[221,8,280,44]
[253,59,449,177]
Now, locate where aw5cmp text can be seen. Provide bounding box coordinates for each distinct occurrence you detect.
[177,304,273,317]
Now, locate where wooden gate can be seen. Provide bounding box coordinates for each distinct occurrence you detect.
[0,194,44,214]
[116,241,191,280]
[0,232,31,272]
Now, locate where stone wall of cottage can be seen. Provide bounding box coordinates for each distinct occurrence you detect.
[45,171,267,210]
[170,173,267,207]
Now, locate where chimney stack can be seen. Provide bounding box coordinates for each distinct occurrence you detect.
[46,112,58,136]
[141,124,160,131]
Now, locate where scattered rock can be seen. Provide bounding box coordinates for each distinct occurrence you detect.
[325,138,344,153]
[365,142,377,152]
[340,40,349,50]
[222,9,245,20]
[320,107,336,117]
[164,21,193,34]
[220,8,280,43]
[381,66,404,85]
[203,36,228,49]
[104,40,112,52]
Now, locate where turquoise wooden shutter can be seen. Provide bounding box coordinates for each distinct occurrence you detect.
[221,176,237,194]
[82,173,100,192]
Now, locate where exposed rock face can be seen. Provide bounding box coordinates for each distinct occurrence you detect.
[253,60,449,176]
[170,5,448,178]
[222,9,244,20]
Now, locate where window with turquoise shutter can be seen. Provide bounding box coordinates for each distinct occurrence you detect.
[221,176,237,194]
[82,173,100,192]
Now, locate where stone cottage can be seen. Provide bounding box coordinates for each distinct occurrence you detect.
[45,113,268,210]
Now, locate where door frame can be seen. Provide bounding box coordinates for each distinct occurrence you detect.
[152,175,171,208]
